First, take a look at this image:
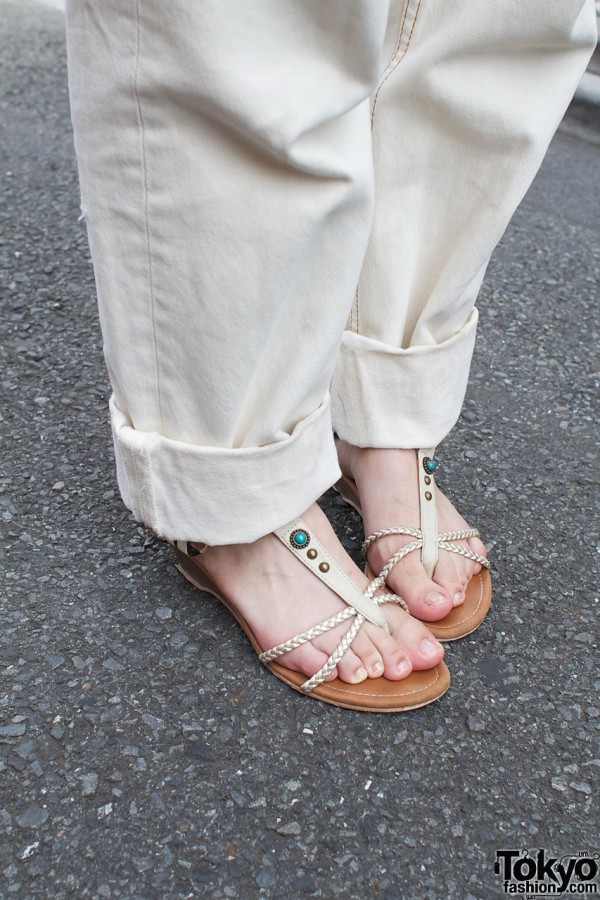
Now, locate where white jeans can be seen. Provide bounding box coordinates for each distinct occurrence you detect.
[65,0,596,545]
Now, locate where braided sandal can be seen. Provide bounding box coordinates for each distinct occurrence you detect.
[334,448,492,641]
[174,517,449,712]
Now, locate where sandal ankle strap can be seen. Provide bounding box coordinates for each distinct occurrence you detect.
[172,539,207,557]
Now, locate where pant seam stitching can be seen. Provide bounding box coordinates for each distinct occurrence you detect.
[371,0,411,127]
[370,0,422,129]
[351,0,422,333]
[134,0,164,433]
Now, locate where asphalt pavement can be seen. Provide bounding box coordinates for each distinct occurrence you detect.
[1,2,599,898]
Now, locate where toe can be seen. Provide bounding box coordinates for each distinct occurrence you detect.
[412,635,445,669]
[329,646,369,685]
[311,623,372,684]
[363,622,413,680]
[433,555,468,607]
[469,536,488,565]
[386,557,453,622]
[468,536,487,576]
[347,630,385,678]
[388,614,445,670]
[295,632,368,685]
[279,643,338,682]
[382,648,413,681]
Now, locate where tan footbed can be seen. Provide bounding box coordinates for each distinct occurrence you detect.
[334,474,492,642]
[176,550,450,713]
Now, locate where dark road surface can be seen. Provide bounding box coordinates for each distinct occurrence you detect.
[1,2,599,897]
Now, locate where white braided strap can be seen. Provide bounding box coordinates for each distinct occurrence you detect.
[363,525,490,580]
[258,606,355,664]
[376,540,424,583]
[363,565,408,614]
[438,541,490,568]
[300,590,408,693]
[301,613,365,693]
[438,528,481,541]
[259,582,408,693]
[362,527,421,556]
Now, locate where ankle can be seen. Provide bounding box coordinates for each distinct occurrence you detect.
[337,441,418,481]
[336,439,383,478]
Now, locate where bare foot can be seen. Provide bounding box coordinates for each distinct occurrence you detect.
[336,441,488,622]
[195,503,444,684]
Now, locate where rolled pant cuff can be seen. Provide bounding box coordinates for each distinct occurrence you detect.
[110,395,340,545]
[331,309,478,448]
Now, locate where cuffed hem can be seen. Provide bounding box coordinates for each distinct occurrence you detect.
[110,394,340,545]
[330,309,479,448]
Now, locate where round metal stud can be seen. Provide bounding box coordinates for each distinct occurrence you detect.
[290,529,310,550]
[307,548,317,560]
[424,475,431,485]
[424,491,432,501]
[319,562,330,573]
[423,456,436,474]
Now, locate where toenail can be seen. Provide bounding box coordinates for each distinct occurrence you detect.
[355,667,368,682]
[371,660,384,676]
[396,658,411,676]
[424,592,448,607]
[419,638,441,657]
[453,591,464,606]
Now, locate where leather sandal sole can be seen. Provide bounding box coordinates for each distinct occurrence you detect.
[176,549,450,712]
[334,474,492,642]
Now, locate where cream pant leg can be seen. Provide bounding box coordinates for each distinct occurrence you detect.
[331,0,597,448]
[65,0,596,545]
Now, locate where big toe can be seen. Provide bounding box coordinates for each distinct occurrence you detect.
[387,613,445,670]
[386,560,453,622]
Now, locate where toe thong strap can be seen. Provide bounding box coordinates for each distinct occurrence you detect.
[362,448,490,582]
[258,518,408,693]
[418,448,438,578]
[274,519,387,629]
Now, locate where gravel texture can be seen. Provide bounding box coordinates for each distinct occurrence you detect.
[1,2,598,897]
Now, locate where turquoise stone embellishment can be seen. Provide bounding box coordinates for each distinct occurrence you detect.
[290,529,310,549]
[423,456,436,474]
